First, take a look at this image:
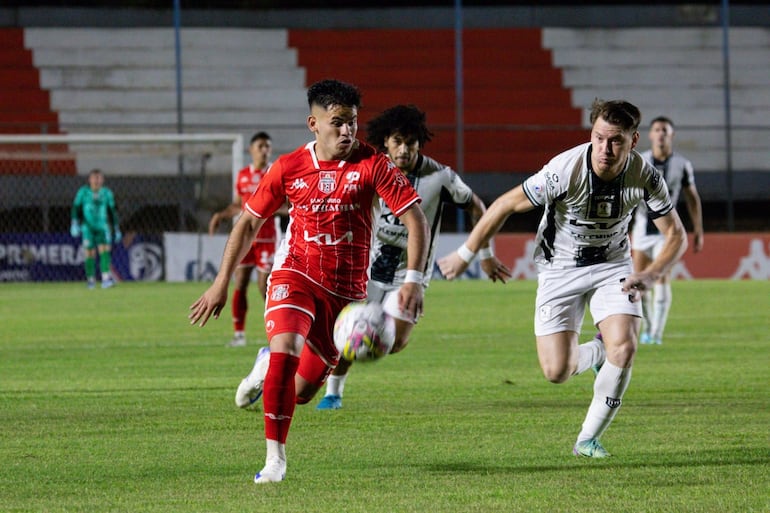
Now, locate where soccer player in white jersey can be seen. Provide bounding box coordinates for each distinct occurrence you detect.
[633,116,704,345]
[317,104,495,410]
[189,79,429,483]
[439,100,687,458]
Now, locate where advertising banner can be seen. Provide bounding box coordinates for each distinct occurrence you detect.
[163,232,227,282]
[488,232,770,280]
[159,232,770,283]
[0,233,164,282]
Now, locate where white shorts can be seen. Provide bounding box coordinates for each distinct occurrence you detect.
[367,280,419,324]
[534,261,641,337]
[631,233,665,260]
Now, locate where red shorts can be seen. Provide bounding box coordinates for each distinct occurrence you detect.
[264,269,352,368]
[238,240,275,272]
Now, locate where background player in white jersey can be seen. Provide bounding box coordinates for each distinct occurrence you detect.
[189,80,429,483]
[439,100,687,458]
[208,132,286,347]
[317,104,495,410]
[633,116,704,345]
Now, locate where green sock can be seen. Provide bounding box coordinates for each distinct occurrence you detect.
[99,251,112,278]
[85,256,96,280]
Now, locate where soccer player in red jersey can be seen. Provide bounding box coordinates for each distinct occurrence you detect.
[189,79,429,483]
[208,132,285,347]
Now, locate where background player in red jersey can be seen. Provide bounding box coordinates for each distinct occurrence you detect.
[189,79,429,484]
[208,132,285,347]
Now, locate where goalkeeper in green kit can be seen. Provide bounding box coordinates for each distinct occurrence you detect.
[70,169,121,289]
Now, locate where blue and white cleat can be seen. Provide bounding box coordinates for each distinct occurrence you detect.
[235,346,270,409]
[639,332,652,344]
[316,394,342,410]
[573,438,611,458]
[101,277,115,289]
[253,457,286,484]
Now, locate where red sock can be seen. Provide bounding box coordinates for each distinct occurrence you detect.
[232,289,247,332]
[262,352,300,444]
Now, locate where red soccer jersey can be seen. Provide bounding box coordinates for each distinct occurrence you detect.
[245,140,420,299]
[236,164,277,243]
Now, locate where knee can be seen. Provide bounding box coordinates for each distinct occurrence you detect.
[607,341,636,368]
[541,365,570,384]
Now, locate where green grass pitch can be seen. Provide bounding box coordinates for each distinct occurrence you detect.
[1,280,768,512]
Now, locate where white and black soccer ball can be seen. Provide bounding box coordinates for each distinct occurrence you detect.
[333,301,395,362]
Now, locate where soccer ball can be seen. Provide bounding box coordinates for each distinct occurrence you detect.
[333,301,395,362]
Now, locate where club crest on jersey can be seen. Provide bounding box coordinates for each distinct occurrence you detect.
[596,200,613,218]
[318,171,337,194]
[270,284,289,301]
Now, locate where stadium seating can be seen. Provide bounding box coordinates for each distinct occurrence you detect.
[0,28,74,174]
[543,27,770,174]
[289,28,585,173]
[5,26,769,177]
[22,27,311,163]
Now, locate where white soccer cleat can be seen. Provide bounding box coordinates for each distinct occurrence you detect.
[226,332,246,347]
[235,346,270,409]
[253,457,286,484]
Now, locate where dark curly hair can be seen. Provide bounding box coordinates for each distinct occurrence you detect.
[307,79,362,110]
[365,104,433,150]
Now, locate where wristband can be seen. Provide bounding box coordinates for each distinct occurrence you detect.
[456,243,476,264]
[478,246,493,259]
[404,270,424,284]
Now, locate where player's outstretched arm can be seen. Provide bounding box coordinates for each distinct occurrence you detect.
[189,212,265,326]
[683,184,704,253]
[438,185,532,280]
[208,199,243,236]
[396,204,429,321]
[622,209,687,300]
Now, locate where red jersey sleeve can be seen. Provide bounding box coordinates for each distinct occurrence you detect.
[371,153,421,216]
[244,161,285,220]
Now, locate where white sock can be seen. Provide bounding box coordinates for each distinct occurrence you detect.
[650,282,671,340]
[325,374,347,397]
[577,361,632,442]
[265,439,286,463]
[574,337,605,375]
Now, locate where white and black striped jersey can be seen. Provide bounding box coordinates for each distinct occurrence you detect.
[633,150,695,238]
[369,154,474,287]
[522,143,673,269]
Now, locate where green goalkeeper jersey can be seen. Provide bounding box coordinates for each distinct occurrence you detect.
[71,185,118,230]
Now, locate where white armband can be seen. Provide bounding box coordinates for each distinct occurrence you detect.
[404,270,424,284]
[456,243,476,264]
[478,246,493,259]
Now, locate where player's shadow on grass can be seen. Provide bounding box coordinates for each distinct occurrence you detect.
[421,447,768,475]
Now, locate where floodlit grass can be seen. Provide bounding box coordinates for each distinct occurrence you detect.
[0,280,768,512]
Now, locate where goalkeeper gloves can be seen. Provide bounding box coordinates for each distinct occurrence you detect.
[70,221,80,238]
